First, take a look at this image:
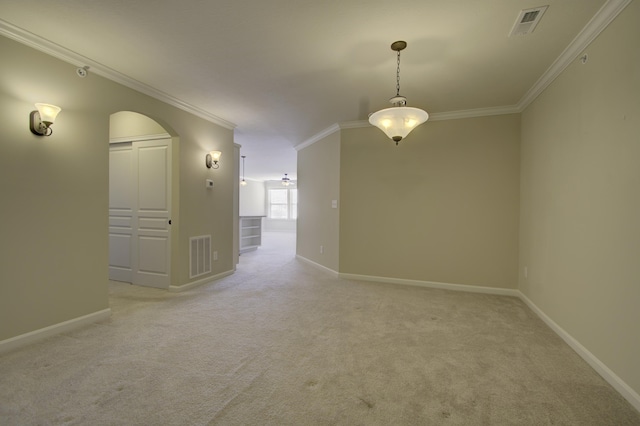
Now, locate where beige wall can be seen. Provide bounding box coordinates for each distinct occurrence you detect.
[0,35,235,341]
[339,116,520,288]
[174,107,234,284]
[109,111,168,140]
[297,131,341,271]
[519,0,640,395]
[240,179,266,217]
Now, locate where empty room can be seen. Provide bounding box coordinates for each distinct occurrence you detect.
[1,0,639,424]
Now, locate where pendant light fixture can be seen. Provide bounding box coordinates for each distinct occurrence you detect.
[240,155,247,186]
[281,173,291,187]
[368,41,428,145]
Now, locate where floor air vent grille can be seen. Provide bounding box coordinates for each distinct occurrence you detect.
[189,235,211,278]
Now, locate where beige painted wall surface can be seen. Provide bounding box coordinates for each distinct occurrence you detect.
[297,132,340,271]
[109,111,167,140]
[519,1,640,395]
[240,180,266,217]
[0,35,234,341]
[175,106,234,285]
[340,117,520,288]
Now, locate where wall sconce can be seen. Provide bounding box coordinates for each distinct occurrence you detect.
[205,150,221,169]
[30,103,62,136]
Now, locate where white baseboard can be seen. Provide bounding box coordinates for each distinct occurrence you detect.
[295,255,339,277]
[518,292,640,412]
[0,308,112,355]
[338,273,520,297]
[168,269,235,292]
[333,271,640,411]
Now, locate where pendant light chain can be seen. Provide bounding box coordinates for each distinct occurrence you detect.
[396,49,401,97]
[241,155,247,186]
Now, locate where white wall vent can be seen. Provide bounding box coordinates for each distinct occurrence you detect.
[189,235,211,278]
[509,5,548,36]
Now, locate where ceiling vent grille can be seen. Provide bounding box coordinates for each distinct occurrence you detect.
[509,5,548,36]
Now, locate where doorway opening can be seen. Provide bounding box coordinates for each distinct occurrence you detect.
[239,179,296,263]
[108,111,176,289]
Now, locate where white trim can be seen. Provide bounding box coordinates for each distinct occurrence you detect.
[2,0,628,148]
[168,269,234,292]
[294,105,523,151]
[335,271,640,410]
[293,0,630,151]
[518,291,640,412]
[516,0,632,111]
[338,273,520,297]
[0,19,236,130]
[339,120,369,129]
[109,133,171,144]
[296,255,339,277]
[294,124,340,151]
[0,308,111,355]
[429,105,520,121]
[295,104,522,152]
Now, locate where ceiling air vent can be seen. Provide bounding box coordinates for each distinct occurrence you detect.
[509,5,548,36]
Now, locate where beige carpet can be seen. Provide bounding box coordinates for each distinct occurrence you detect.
[1,232,639,425]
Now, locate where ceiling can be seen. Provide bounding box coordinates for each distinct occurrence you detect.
[0,0,609,181]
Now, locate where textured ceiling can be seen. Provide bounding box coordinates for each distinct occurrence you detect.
[0,0,608,180]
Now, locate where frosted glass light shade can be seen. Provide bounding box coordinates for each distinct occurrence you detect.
[35,103,61,124]
[368,106,428,144]
[206,150,222,168]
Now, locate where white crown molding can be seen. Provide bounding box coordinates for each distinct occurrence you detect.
[516,0,632,111]
[339,120,369,129]
[294,123,340,151]
[3,0,629,144]
[297,0,630,150]
[0,19,236,130]
[429,105,520,121]
[296,103,522,150]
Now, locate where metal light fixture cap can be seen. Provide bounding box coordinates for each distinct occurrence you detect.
[391,41,407,51]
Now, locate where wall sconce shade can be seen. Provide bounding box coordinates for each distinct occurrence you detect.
[206,150,222,169]
[30,103,61,136]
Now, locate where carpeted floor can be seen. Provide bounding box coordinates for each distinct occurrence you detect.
[1,232,639,425]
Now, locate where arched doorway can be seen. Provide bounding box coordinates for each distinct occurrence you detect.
[108,111,175,289]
